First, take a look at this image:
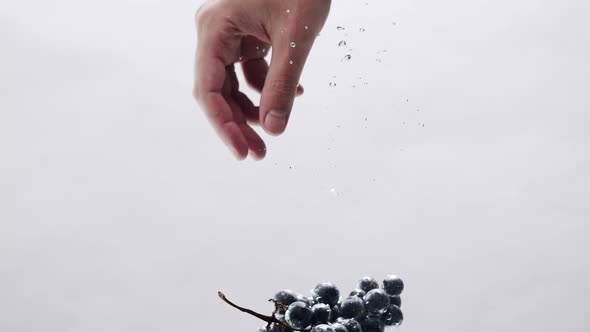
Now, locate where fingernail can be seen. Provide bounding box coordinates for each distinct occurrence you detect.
[264,110,288,134]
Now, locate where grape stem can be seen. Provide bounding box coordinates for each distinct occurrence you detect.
[217,291,311,332]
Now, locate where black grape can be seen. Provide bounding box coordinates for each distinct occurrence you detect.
[340,296,365,319]
[357,277,379,293]
[285,301,313,330]
[364,289,390,315]
[313,282,340,307]
[382,275,404,296]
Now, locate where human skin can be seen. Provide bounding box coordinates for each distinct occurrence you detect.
[193,0,331,160]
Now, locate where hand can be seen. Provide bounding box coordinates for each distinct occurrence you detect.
[193,0,331,160]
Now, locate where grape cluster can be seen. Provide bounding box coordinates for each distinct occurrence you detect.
[251,275,404,332]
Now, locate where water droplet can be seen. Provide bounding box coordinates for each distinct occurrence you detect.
[337,26,345,31]
[338,40,347,47]
[286,9,291,13]
[376,58,382,62]
[359,27,366,32]
[289,60,294,65]
[290,42,296,48]
[262,48,266,53]
[329,82,337,87]
[342,54,352,61]
[304,25,309,30]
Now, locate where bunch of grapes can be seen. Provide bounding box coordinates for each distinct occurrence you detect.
[218,275,404,332]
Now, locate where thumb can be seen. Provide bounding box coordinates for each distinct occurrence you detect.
[260,29,314,135]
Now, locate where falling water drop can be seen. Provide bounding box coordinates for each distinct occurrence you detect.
[290,42,296,48]
[338,40,347,47]
[342,54,352,61]
[359,27,366,32]
[337,26,345,31]
[329,82,337,87]
[289,60,294,65]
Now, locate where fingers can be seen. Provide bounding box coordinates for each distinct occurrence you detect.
[193,7,251,159]
[194,53,250,159]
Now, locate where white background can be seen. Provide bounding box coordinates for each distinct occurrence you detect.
[1,0,589,331]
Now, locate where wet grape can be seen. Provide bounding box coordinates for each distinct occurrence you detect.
[382,275,404,296]
[357,276,379,293]
[340,296,365,319]
[285,302,313,330]
[364,289,390,315]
